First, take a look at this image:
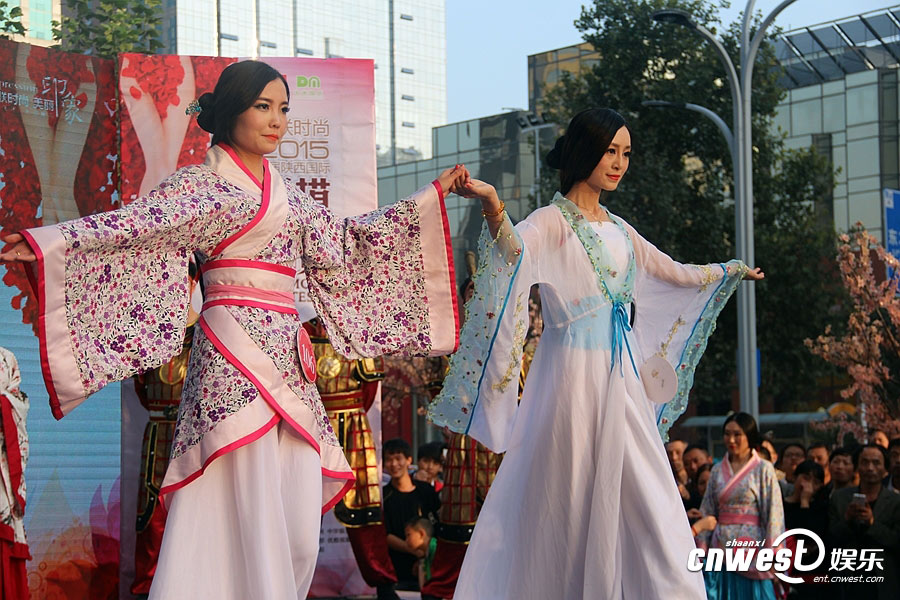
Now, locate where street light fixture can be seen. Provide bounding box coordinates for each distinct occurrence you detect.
[652,0,800,420]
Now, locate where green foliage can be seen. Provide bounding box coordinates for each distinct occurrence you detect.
[52,0,163,58]
[538,0,844,412]
[0,1,25,39]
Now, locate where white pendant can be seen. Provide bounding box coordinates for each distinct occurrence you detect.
[640,355,677,404]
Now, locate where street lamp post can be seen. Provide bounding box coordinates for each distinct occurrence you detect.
[652,1,798,420]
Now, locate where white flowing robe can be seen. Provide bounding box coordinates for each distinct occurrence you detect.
[429,192,747,599]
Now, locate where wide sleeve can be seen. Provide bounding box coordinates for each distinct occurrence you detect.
[299,182,458,359]
[758,461,785,546]
[700,465,719,519]
[21,168,245,419]
[426,212,541,452]
[623,222,748,439]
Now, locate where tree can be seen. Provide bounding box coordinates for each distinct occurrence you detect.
[0,0,25,39]
[537,0,843,413]
[805,226,900,442]
[53,0,163,58]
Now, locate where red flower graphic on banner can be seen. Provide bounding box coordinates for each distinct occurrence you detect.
[177,56,237,167]
[120,54,184,120]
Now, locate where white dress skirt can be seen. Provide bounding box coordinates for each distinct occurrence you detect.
[452,221,706,599]
[148,423,323,599]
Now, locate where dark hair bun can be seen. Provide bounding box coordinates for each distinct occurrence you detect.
[196,92,216,134]
[545,134,566,169]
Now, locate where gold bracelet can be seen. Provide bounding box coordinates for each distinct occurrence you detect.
[482,200,505,218]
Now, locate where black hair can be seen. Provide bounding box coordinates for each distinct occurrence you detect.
[807,442,828,452]
[684,443,709,457]
[758,446,771,462]
[779,442,807,459]
[545,108,630,196]
[853,443,890,469]
[383,438,412,459]
[723,412,762,451]
[794,459,825,483]
[405,516,433,537]
[196,60,289,147]
[417,441,445,465]
[829,447,854,462]
[695,463,712,478]
[889,437,900,451]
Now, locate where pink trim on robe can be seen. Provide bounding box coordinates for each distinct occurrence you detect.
[159,307,353,513]
[201,259,296,277]
[209,150,271,257]
[717,513,761,526]
[718,450,760,505]
[415,184,459,355]
[201,299,299,314]
[218,143,263,189]
[20,227,88,419]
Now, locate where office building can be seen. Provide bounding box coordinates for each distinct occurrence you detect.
[7,0,59,46]
[773,5,900,242]
[160,0,446,165]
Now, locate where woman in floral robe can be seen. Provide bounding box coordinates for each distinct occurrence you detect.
[1,61,462,599]
[699,412,785,600]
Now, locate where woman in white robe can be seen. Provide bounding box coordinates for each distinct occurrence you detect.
[428,108,763,599]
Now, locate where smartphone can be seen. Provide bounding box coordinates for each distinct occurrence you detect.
[851,493,867,506]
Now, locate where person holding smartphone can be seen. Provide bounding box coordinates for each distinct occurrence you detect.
[828,444,900,600]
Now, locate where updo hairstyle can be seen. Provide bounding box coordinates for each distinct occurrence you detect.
[196,60,290,146]
[545,108,630,195]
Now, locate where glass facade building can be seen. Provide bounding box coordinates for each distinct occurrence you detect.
[378,111,549,287]
[9,0,60,45]
[773,6,900,242]
[528,42,600,114]
[160,0,446,166]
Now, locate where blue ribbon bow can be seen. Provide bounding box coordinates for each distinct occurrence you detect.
[610,300,638,377]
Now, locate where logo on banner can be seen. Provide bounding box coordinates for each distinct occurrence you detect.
[686,529,885,585]
[296,76,323,97]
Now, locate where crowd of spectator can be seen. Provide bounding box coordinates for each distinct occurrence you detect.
[667,425,900,599]
[380,438,446,599]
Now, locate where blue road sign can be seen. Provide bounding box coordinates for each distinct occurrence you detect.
[883,188,900,281]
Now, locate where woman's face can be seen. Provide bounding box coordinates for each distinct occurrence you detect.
[724,421,750,458]
[230,78,289,158]
[586,125,631,191]
[697,469,711,497]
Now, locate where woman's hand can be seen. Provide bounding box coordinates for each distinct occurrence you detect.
[436,164,470,198]
[457,178,501,216]
[743,267,764,281]
[0,234,36,263]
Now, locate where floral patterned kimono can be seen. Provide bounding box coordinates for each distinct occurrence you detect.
[429,193,747,599]
[21,143,458,598]
[699,450,785,600]
[0,347,28,600]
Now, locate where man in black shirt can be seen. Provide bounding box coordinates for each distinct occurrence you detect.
[382,438,441,591]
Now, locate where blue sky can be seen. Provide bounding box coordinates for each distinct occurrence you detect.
[446,1,897,123]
